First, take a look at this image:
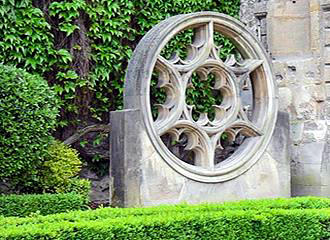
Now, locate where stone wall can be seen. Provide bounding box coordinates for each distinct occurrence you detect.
[241,0,330,197]
[240,0,269,51]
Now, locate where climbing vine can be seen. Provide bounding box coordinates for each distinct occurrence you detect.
[0,0,240,174]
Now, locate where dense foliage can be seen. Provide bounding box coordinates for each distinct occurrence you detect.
[0,193,89,217]
[39,141,87,194]
[1,197,330,239]
[0,64,59,190]
[0,0,240,170]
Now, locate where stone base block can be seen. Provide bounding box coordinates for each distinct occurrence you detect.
[110,110,291,207]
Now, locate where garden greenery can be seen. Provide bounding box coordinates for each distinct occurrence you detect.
[0,197,330,239]
[0,64,59,191]
[0,0,240,169]
[0,193,89,217]
[39,141,87,194]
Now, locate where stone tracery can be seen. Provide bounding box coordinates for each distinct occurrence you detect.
[152,21,264,169]
[122,12,277,183]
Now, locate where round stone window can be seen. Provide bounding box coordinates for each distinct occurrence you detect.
[124,12,278,183]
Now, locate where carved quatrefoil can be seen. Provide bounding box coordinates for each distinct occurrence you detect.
[124,12,278,182]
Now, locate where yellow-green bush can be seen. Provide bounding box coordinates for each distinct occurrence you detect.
[39,141,90,196]
[56,178,91,197]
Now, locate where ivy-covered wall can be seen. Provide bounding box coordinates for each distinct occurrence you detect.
[0,0,240,174]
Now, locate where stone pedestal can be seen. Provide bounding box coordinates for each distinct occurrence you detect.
[110,110,290,207]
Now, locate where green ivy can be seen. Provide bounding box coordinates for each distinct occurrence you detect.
[0,0,240,171]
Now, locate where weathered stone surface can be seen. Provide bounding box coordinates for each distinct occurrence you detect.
[268,111,291,165]
[292,185,321,196]
[278,87,292,111]
[297,142,325,164]
[268,0,311,56]
[240,0,330,198]
[110,108,290,206]
[303,120,328,141]
[325,29,330,44]
[110,109,142,207]
[273,57,319,86]
[110,12,290,206]
[89,175,110,205]
[291,121,304,145]
[240,0,269,50]
[112,108,290,206]
[240,0,259,36]
[325,66,330,83]
[310,0,321,52]
[325,47,330,63]
[309,85,326,102]
[321,0,330,7]
[324,12,330,28]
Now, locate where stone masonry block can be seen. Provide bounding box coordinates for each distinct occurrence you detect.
[321,0,330,7]
[291,162,322,187]
[325,65,330,83]
[271,0,310,18]
[297,142,326,164]
[110,109,142,207]
[278,87,292,111]
[325,29,330,45]
[325,47,330,64]
[292,185,321,197]
[306,85,326,102]
[325,83,330,98]
[268,0,311,56]
[324,11,330,28]
[290,121,304,144]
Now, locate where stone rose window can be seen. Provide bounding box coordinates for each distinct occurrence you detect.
[125,12,277,182]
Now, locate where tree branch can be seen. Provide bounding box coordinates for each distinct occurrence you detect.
[63,124,111,145]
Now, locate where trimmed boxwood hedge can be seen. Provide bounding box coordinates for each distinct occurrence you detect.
[2,196,330,228]
[0,193,89,217]
[1,197,330,239]
[1,209,330,239]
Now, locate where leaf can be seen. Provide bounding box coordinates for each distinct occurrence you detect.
[59,23,80,36]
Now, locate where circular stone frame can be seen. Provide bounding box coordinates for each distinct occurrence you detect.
[124,12,278,183]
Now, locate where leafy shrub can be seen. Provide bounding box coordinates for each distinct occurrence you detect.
[55,178,91,197]
[0,193,88,217]
[38,141,91,196]
[0,64,59,190]
[39,141,82,191]
[1,197,330,239]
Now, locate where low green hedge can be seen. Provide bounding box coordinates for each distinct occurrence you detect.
[0,193,89,217]
[1,208,330,239]
[2,197,330,228]
[1,197,330,239]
